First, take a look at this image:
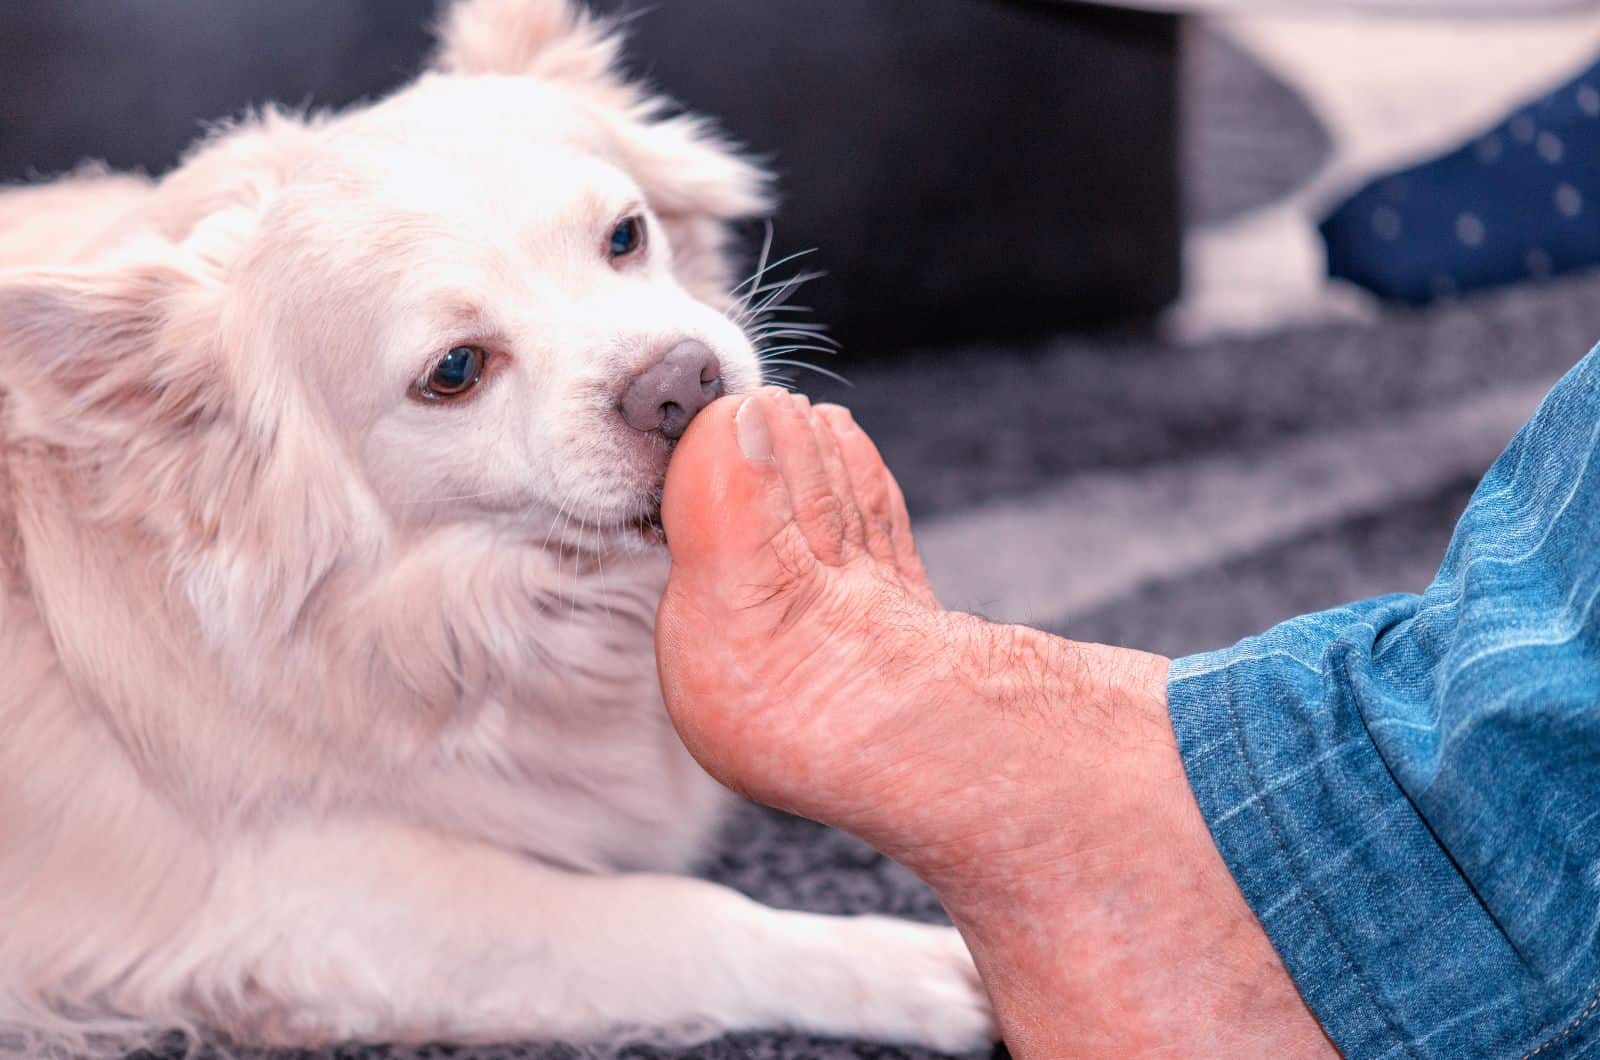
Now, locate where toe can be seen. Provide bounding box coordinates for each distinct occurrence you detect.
[882,470,936,603]
[816,405,894,565]
[661,388,808,583]
[816,405,937,602]
[807,406,869,556]
[764,392,851,566]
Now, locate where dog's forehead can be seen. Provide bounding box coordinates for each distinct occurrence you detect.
[316,142,633,223]
[302,78,641,236]
[234,75,659,341]
[273,151,636,282]
[340,74,610,161]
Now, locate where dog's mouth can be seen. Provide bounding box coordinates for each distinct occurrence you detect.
[546,492,666,555]
[625,506,666,546]
[591,498,665,549]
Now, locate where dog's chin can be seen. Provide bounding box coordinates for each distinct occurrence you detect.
[552,501,666,556]
[618,507,667,550]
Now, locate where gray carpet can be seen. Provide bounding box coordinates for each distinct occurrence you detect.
[141,21,1600,1060]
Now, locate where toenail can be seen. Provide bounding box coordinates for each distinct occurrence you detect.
[736,397,773,463]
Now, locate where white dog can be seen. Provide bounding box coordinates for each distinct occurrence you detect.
[0,1,993,1054]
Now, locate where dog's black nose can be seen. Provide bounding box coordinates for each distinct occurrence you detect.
[619,340,723,440]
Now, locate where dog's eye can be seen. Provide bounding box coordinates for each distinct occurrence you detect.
[608,215,645,259]
[419,345,486,400]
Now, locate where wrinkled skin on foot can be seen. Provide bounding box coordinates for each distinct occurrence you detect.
[658,391,953,841]
[656,389,1337,1058]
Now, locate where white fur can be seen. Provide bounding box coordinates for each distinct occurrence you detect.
[0,2,992,1054]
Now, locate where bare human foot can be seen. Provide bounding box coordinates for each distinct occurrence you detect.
[656,388,1337,1058]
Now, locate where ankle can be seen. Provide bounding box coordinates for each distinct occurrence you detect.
[912,621,1332,1056]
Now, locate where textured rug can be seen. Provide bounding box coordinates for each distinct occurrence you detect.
[135,21,1600,1060]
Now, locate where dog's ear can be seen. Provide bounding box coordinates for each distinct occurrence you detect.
[432,0,773,304]
[0,259,371,644]
[608,112,772,305]
[432,0,626,96]
[0,260,225,450]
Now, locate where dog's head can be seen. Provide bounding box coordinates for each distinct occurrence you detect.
[1,0,770,554]
[0,0,774,661]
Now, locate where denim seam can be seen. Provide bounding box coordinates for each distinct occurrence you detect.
[1219,656,1423,1060]
[1522,984,1600,1059]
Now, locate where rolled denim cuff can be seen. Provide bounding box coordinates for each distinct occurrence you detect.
[1169,603,1581,1060]
[1163,347,1600,1059]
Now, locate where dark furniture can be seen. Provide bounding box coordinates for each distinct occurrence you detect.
[0,0,1180,353]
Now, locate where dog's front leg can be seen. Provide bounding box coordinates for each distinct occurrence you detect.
[174,818,994,1052]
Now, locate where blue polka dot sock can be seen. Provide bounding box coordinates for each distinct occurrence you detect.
[1319,56,1600,304]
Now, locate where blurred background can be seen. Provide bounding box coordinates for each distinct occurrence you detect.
[5,3,1600,1058]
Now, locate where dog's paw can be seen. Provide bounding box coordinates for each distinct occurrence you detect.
[777,915,996,1054]
[854,918,996,1054]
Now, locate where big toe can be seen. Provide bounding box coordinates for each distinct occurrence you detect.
[661,387,800,585]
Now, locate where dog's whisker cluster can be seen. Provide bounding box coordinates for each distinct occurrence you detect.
[741,270,828,313]
[728,239,817,303]
[726,229,849,393]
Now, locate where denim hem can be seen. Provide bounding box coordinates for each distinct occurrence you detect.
[1170,649,1416,1058]
[1522,984,1600,1059]
[1167,349,1600,1058]
[1221,649,1428,1059]
[1169,629,1561,1058]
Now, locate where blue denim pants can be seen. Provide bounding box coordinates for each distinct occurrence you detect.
[1169,346,1600,1058]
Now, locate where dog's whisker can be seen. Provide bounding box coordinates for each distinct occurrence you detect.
[749,316,830,331]
[757,359,854,388]
[747,304,816,317]
[569,512,595,618]
[541,491,575,554]
[751,329,841,349]
[557,508,577,613]
[402,484,527,507]
[579,494,615,625]
[752,318,830,332]
[757,343,842,359]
